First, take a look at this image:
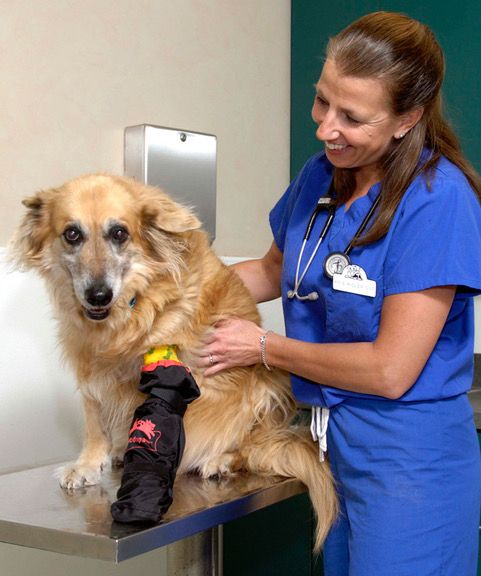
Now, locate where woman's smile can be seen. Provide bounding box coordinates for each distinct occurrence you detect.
[325,142,348,152]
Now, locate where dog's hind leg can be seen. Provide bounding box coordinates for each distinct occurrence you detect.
[242,427,338,552]
[196,451,244,479]
[57,395,112,490]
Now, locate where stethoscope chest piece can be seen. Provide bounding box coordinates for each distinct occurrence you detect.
[323,252,351,279]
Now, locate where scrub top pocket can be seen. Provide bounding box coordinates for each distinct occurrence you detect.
[325,274,384,342]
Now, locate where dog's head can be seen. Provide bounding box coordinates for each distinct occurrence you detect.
[11,174,202,322]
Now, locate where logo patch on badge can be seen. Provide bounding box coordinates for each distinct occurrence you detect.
[332,264,376,298]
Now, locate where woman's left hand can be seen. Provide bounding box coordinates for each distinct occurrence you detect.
[195,317,265,376]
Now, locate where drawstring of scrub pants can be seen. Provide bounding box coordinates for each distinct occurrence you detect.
[310,406,329,462]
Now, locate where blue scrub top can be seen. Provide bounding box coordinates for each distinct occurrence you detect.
[270,152,481,407]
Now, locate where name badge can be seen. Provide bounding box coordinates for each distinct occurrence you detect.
[332,264,376,298]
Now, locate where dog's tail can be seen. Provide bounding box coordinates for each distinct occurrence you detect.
[243,426,338,552]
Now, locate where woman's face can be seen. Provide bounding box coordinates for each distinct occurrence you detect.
[312,59,412,183]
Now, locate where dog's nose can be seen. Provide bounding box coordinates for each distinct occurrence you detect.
[85,282,113,307]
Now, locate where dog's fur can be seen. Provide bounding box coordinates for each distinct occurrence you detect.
[11,174,337,549]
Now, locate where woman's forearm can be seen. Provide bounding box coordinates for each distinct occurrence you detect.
[201,274,455,401]
[265,333,394,397]
[265,287,456,399]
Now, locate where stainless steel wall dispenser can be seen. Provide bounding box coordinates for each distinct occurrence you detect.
[124,124,217,241]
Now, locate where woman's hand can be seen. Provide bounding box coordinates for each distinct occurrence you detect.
[195,317,266,376]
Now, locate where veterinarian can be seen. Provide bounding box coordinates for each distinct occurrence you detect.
[198,11,481,576]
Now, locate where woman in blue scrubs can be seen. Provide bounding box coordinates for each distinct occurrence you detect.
[200,12,481,575]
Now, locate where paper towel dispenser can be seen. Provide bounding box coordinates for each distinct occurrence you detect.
[124,124,217,240]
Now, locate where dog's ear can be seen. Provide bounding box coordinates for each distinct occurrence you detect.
[139,189,202,234]
[9,189,56,268]
[135,185,203,274]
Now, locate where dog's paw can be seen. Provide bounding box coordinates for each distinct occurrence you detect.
[56,462,104,490]
[199,453,241,479]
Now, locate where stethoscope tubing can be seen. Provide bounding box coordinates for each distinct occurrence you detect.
[288,183,381,300]
[290,208,335,300]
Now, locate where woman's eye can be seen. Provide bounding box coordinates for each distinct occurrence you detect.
[345,114,361,125]
[110,226,129,245]
[63,227,83,245]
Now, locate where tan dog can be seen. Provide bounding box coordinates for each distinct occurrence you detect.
[11,174,337,549]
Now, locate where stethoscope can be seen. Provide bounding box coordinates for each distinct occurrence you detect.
[287,182,381,301]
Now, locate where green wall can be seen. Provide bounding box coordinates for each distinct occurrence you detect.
[223,493,322,575]
[291,0,481,177]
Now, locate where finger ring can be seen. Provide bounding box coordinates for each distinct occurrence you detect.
[209,353,215,366]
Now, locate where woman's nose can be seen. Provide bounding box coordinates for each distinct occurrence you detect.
[314,111,340,141]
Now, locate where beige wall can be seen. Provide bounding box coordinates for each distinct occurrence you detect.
[0,0,290,256]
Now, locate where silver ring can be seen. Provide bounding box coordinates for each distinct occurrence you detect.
[209,353,215,366]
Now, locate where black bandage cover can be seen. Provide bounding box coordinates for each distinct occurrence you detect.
[111,348,200,523]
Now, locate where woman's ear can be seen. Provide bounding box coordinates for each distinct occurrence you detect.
[396,107,424,139]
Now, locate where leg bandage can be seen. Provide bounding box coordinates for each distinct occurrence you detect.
[111,346,200,523]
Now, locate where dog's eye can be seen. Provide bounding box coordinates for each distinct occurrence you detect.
[63,227,83,245]
[110,226,129,245]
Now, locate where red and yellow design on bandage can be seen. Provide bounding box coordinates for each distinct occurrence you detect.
[142,346,190,372]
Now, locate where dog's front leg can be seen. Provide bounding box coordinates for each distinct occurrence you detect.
[58,394,111,490]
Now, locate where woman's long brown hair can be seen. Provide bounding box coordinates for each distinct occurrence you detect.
[326,11,481,245]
